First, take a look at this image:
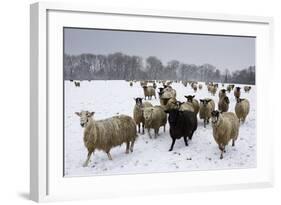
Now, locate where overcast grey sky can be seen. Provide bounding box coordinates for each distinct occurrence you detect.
[64,28,255,71]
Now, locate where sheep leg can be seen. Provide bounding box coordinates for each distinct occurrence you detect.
[219,144,226,159]
[204,119,206,128]
[169,139,176,151]
[220,151,224,159]
[106,151,113,160]
[232,139,235,146]
[125,141,130,154]
[142,123,145,134]
[83,150,94,167]
[130,139,135,152]
[138,123,141,133]
[163,125,166,132]
[184,136,189,146]
[148,128,152,139]
[154,128,159,138]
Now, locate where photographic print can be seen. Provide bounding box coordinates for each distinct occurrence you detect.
[63,28,256,177]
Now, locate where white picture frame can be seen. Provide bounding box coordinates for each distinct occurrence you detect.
[30,1,274,202]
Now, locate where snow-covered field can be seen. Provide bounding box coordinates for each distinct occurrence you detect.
[64,80,256,177]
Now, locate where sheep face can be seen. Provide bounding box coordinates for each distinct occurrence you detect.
[75,111,94,128]
[134,97,143,106]
[185,95,195,103]
[158,91,164,98]
[211,110,221,125]
[200,99,212,107]
[174,101,183,110]
[221,89,226,94]
[143,108,154,122]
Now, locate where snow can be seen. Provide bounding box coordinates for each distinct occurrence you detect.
[64,80,256,177]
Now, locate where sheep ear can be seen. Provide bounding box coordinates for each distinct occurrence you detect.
[200,99,204,102]
[192,95,195,98]
[184,95,188,98]
[87,112,94,117]
[75,112,81,117]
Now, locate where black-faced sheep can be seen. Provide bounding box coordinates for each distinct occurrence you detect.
[133,98,153,134]
[143,106,167,138]
[75,111,137,167]
[199,98,215,128]
[184,95,199,115]
[165,109,197,151]
[235,98,250,123]
[234,87,241,99]
[218,96,230,112]
[74,80,80,87]
[227,84,235,92]
[142,85,156,100]
[244,86,252,93]
[211,110,240,159]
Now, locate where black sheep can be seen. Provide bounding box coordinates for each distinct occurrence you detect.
[166,109,197,151]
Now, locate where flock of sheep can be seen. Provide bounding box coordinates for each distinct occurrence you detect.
[74,79,251,167]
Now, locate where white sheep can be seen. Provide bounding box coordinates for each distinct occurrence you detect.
[142,85,156,100]
[199,98,215,128]
[75,111,137,167]
[143,106,167,138]
[133,98,153,134]
[235,98,250,123]
[218,96,230,112]
[184,95,199,114]
[211,110,240,159]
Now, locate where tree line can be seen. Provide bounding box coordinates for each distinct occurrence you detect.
[64,52,255,84]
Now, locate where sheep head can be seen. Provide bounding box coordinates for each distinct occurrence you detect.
[143,107,154,122]
[75,111,94,128]
[134,97,143,106]
[200,99,212,107]
[211,110,221,125]
[185,95,195,103]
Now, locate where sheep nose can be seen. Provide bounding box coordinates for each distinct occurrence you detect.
[80,123,84,127]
